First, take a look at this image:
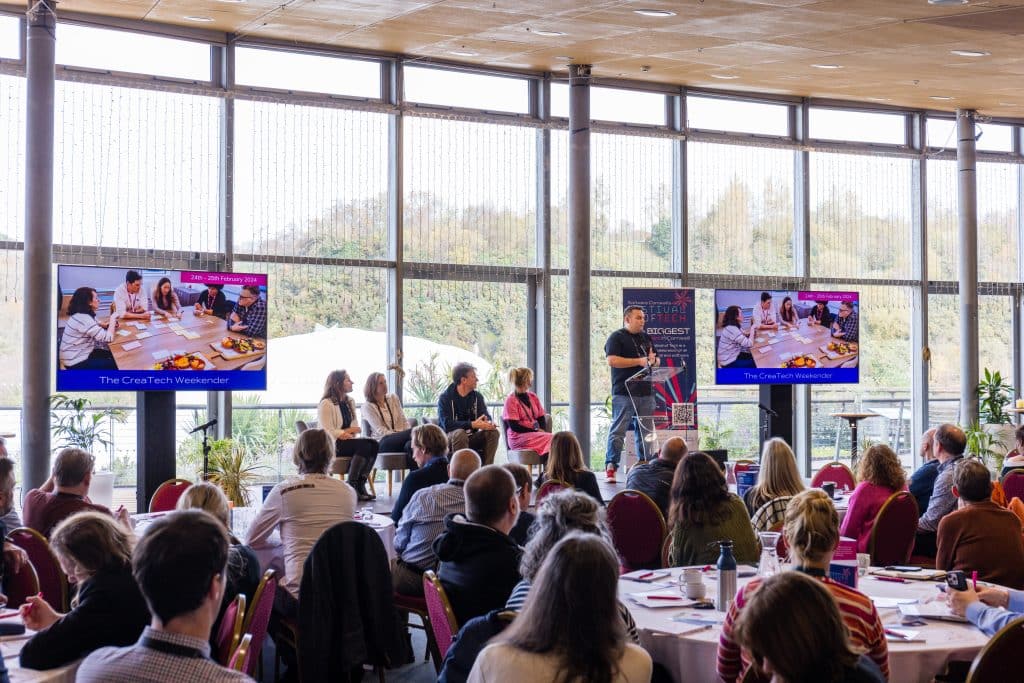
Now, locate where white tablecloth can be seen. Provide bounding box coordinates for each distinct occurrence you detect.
[621,568,988,683]
[2,626,79,682]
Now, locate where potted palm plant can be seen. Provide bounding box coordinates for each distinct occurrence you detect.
[977,368,1014,465]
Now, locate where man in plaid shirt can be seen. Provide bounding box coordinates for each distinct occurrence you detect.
[228,285,267,338]
[831,301,859,343]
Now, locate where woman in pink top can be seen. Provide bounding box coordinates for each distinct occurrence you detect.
[840,444,907,553]
[502,368,553,457]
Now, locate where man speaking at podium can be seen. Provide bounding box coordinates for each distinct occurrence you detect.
[604,306,660,483]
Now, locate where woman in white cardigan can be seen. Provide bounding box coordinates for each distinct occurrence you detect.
[362,372,415,469]
[59,287,118,369]
[317,370,379,502]
[469,533,652,683]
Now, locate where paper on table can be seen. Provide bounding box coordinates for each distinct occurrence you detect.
[136,332,152,340]
[758,347,771,354]
[116,329,132,337]
[121,341,142,351]
[152,322,167,329]
[622,569,671,583]
[151,350,172,360]
[132,323,148,330]
[899,603,968,623]
[870,596,918,608]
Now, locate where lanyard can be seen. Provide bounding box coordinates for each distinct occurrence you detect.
[377,400,395,430]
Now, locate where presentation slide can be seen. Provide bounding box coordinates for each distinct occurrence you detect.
[56,265,268,392]
[714,289,859,385]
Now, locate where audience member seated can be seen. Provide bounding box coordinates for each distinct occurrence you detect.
[536,431,603,505]
[391,424,450,524]
[59,287,118,370]
[227,285,267,338]
[840,444,908,553]
[915,423,967,557]
[501,367,553,461]
[438,362,499,466]
[77,510,251,682]
[176,483,261,640]
[19,512,149,670]
[668,452,758,567]
[744,437,805,531]
[150,277,181,318]
[731,572,885,683]
[318,369,379,502]
[504,490,639,642]
[194,282,230,319]
[434,465,523,625]
[468,534,652,683]
[246,428,356,617]
[392,449,481,597]
[363,371,415,468]
[24,447,112,538]
[0,454,23,532]
[947,582,1024,636]
[503,463,535,545]
[717,489,889,682]
[909,428,938,515]
[936,458,1024,588]
[625,436,686,519]
[1000,424,1024,477]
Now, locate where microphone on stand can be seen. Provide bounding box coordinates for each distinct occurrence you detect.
[190,418,218,434]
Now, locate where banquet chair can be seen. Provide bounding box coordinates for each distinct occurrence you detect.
[607,489,666,572]
[214,594,246,665]
[769,521,789,561]
[535,479,571,505]
[732,460,756,477]
[294,419,319,435]
[503,415,552,479]
[661,534,673,569]
[6,527,70,612]
[810,462,857,491]
[393,592,437,667]
[867,491,919,566]
[1000,468,1024,503]
[148,477,193,512]
[228,633,253,673]
[966,615,1024,682]
[423,570,460,667]
[239,569,277,677]
[362,418,406,497]
[4,556,40,608]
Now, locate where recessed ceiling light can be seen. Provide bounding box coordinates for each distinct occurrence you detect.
[184,15,214,22]
[930,95,954,100]
[214,0,245,3]
[811,64,842,69]
[450,50,479,57]
[556,55,573,60]
[950,49,990,57]
[867,97,891,102]
[711,74,739,80]
[634,9,677,17]
[532,29,566,37]
[928,0,969,5]
[999,102,1018,107]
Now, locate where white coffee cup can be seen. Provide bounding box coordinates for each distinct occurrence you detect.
[856,553,871,576]
[684,581,707,600]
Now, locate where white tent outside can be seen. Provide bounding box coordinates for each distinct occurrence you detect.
[237,325,493,405]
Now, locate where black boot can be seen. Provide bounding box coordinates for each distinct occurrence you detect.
[349,456,370,501]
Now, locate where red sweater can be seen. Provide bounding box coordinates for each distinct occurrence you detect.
[936,500,1024,589]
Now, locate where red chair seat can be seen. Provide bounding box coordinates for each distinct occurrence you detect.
[607,490,666,572]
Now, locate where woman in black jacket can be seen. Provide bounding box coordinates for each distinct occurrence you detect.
[18,511,149,670]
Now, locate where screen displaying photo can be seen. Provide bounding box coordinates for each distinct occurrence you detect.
[56,265,268,392]
[714,289,859,385]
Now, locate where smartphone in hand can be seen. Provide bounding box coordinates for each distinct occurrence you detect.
[946,570,968,592]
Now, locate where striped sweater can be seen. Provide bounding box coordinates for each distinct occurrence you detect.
[716,575,889,682]
[59,313,115,367]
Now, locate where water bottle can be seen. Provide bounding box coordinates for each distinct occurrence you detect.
[716,540,737,612]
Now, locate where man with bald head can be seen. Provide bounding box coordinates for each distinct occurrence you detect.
[909,428,939,517]
[433,465,523,624]
[626,436,686,518]
[392,448,482,596]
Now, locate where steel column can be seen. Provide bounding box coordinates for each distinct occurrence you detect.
[957,110,979,426]
[568,64,592,456]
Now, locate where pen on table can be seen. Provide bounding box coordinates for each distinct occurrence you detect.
[635,572,655,581]
[971,570,978,591]
[875,576,907,584]
[647,595,684,601]
[884,629,911,640]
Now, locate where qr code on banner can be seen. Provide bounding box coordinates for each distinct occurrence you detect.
[671,403,695,427]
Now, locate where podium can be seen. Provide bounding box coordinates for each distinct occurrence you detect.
[624,365,687,465]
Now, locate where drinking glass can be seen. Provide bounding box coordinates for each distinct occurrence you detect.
[757,531,782,577]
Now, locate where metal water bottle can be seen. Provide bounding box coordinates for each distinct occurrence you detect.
[716,540,737,611]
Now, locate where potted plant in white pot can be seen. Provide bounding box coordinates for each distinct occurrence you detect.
[49,394,127,508]
[976,368,1015,471]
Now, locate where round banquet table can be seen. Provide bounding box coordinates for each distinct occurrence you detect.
[0,613,79,682]
[621,567,988,683]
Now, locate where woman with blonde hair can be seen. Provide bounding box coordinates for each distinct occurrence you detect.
[841,444,908,553]
[177,482,261,638]
[717,489,889,682]
[732,572,885,683]
[18,511,150,669]
[744,438,805,533]
[502,367,553,461]
[318,369,379,501]
[246,428,356,616]
[537,431,603,505]
[363,371,414,469]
